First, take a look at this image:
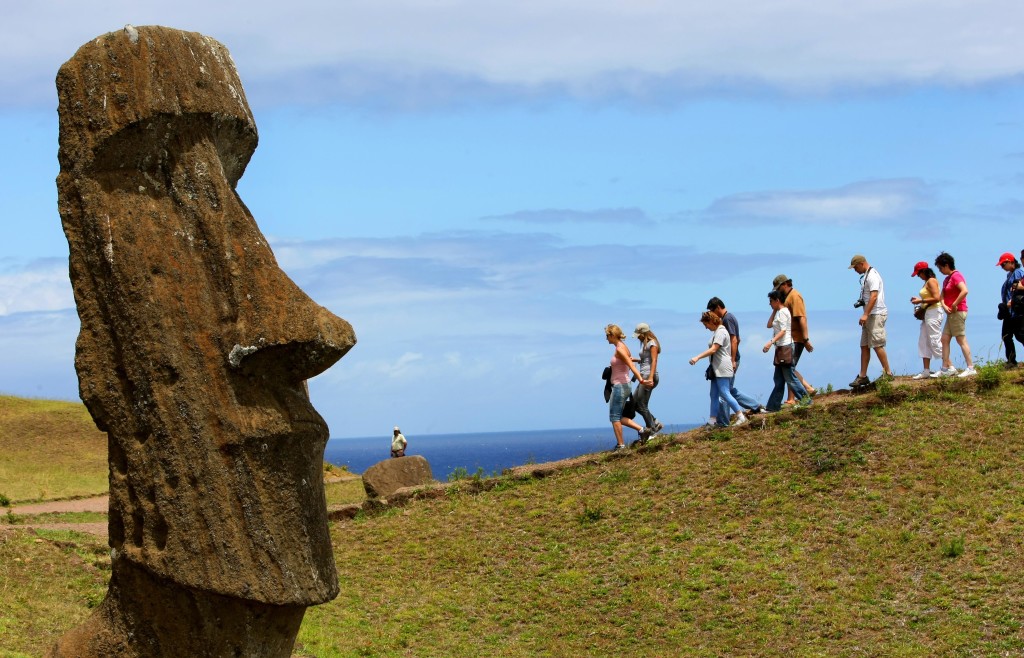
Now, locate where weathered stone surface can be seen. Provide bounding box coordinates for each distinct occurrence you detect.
[50,25,355,657]
[362,456,435,498]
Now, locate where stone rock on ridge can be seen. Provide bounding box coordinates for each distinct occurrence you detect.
[362,456,436,499]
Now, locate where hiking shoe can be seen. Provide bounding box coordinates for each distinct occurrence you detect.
[613,443,628,452]
[932,367,958,378]
[652,420,664,433]
[958,366,977,378]
[912,370,931,380]
[732,413,749,427]
[849,375,870,387]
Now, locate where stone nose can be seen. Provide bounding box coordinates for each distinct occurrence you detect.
[228,302,356,382]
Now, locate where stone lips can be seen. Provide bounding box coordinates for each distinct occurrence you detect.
[56,25,355,609]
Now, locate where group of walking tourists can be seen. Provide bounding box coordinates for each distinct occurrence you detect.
[603,250,1024,446]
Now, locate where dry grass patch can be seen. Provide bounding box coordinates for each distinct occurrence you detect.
[0,396,107,503]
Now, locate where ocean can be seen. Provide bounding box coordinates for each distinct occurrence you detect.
[324,424,696,480]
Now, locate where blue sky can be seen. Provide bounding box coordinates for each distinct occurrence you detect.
[2,1,1023,438]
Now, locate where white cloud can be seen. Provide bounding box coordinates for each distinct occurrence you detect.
[5,1,1024,107]
[482,207,653,225]
[705,179,933,224]
[0,259,74,316]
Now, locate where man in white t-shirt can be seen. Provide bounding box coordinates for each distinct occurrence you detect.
[849,254,893,387]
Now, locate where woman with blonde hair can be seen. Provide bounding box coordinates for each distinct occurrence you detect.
[632,322,663,441]
[605,324,652,450]
[689,312,747,427]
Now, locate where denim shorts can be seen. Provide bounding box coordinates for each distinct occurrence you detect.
[608,382,631,422]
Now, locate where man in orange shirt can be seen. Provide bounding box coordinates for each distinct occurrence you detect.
[773,275,816,403]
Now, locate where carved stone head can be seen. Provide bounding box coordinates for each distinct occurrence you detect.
[56,26,355,605]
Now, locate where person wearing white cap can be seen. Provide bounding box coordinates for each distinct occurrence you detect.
[391,427,407,458]
[632,322,664,441]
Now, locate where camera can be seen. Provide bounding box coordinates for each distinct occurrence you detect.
[853,299,865,309]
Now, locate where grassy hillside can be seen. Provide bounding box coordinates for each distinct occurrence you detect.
[3,372,1024,656]
[0,395,107,503]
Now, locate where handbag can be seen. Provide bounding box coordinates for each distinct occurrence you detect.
[773,344,794,366]
[621,393,637,419]
[913,305,926,321]
[704,364,716,380]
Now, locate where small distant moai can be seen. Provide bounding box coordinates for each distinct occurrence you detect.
[50,26,356,657]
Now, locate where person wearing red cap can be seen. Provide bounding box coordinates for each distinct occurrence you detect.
[997,252,1024,366]
[910,262,942,378]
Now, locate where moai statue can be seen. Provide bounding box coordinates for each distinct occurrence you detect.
[50,26,355,657]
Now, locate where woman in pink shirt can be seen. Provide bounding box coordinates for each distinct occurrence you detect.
[605,324,652,450]
[933,252,975,378]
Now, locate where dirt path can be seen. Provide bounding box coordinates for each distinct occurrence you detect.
[9,495,108,515]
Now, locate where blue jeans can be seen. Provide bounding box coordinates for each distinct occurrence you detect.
[715,365,760,425]
[608,383,631,422]
[767,364,808,411]
[633,373,659,427]
[710,377,741,424]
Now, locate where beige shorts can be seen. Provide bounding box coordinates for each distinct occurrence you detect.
[943,311,967,337]
[860,313,887,348]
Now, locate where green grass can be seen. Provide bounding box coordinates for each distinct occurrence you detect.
[5,373,1024,656]
[0,395,108,502]
[324,479,366,506]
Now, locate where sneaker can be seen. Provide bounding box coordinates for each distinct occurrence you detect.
[877,372,895,381]
[638,427,653,444]
[613,443,628,451]
[958,366,977,378]
[732,413,748,427]
[849,375,870,387]
[912,370,931,380]
[932,367,958,378]
[652,420,664,433]
[747,405,766,415]
[805,386,817,396]
[704,419,717,428]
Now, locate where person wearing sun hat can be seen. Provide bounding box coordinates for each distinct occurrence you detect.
[997,251,1024,367]
[910,261,942,378]
[631,322,663,440]
[391,426,408,458]
[848,254,893,387]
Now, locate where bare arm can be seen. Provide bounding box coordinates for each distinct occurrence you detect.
[616,343,646,382]
[690,342,720,365]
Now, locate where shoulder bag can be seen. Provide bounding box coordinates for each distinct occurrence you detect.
[773,344,794,367]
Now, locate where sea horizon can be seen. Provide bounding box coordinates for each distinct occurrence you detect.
[325,424,697,480]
